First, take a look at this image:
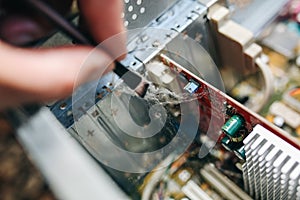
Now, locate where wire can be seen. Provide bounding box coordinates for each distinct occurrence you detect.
[141,154,176,200]
[249,57,274,112]
[226,56,274,112]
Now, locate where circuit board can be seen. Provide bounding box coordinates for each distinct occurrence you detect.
[44,0,300,199]
[230,0,300,141]
[58,47,300,200]
[133,52,300,200]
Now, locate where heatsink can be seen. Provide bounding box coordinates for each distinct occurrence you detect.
[242,125,300,200]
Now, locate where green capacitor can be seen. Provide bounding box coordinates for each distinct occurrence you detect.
[234,146,246,160]
[221,136,236,151]
[222,115,244,138]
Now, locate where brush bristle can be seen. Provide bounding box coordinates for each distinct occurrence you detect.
[135,81,150,98]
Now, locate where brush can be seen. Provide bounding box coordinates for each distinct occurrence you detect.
[23,0,149,98]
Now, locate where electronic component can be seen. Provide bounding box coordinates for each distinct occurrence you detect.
[283,87,300,113]
[210,4,263,90]
[12,0,300,200]
[234,145,246,160]
[135,52,299,199]
[200,164,252,200]
[200,169,242,200]
[221,136,237,151]
[184,80,200,94]
[182,180,214,200]
[243,124,300,199]
[222,115,245,138]
[146,61,181,92]
[273,116,285,128]
[269,101,300,129]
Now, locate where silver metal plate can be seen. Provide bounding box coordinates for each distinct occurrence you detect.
[123,0,178,30]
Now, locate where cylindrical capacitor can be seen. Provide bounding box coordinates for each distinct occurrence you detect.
[221,136,236,151]
[222,115,245,138]
[234,145,246,160]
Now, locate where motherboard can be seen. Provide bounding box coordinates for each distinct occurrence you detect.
[18,0,300,199]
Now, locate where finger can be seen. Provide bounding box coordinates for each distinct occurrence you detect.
[78,0,127,59]
[0,42,114,109]
[0,86,43,109]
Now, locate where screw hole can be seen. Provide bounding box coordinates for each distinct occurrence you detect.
[140,7,145,14]
[132,14,137,20]
[60,102,67,110]
[124,20,129,27]
[128,5,133,12]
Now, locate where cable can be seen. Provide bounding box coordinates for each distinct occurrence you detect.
[141,155,176,200]
[248,57,274,112]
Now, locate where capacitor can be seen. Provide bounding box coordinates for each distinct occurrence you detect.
[221,136,236,151]
[222,115,245,138]
[234,146,246,160]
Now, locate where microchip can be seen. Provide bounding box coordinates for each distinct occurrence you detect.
[184,80,199,94]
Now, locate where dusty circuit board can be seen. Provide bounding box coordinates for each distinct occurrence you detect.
[43,0,300,199]
[55,49,299,199]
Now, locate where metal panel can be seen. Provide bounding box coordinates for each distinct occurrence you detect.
[123,0,178,30]
[17,108,129,200]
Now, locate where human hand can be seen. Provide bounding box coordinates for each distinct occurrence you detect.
[0,0,126,109]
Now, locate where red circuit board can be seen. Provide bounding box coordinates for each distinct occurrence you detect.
[159,54,300,150]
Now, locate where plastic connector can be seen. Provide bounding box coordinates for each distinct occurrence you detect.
[209,5,262,75]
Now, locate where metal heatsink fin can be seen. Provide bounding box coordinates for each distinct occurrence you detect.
[243,125,300,200]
